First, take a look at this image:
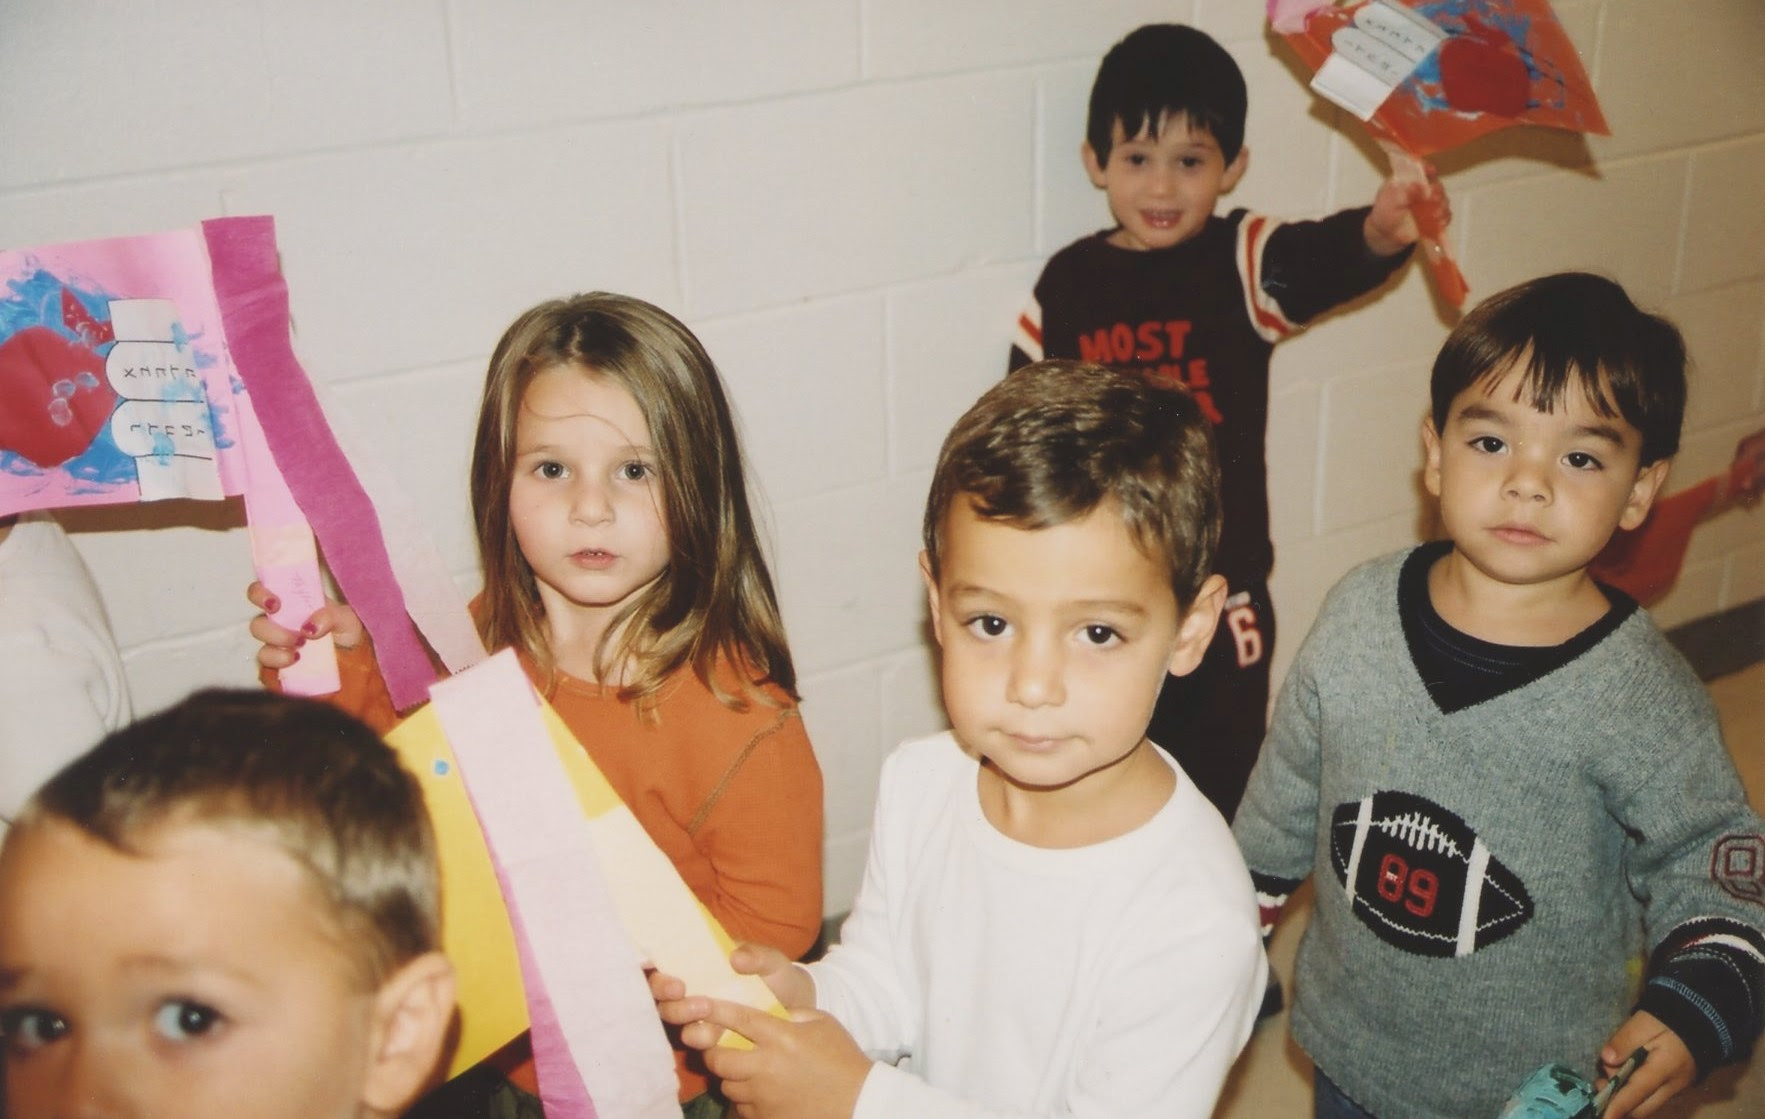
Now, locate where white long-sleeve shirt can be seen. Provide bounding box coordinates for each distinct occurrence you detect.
[810,732,1265,1119]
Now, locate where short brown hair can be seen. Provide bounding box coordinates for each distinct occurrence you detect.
[923,360,1221,610]
[12,689,438,987]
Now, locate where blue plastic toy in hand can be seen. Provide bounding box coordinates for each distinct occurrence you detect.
[1496,1048,1647,1119]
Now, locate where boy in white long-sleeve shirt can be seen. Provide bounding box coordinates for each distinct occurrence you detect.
[656,361,1265,1119]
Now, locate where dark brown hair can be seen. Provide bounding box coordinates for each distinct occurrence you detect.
[1431,272,1687,465]
[1088,24,1247,165]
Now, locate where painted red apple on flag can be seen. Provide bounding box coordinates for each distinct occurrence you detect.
[0,325,119,468]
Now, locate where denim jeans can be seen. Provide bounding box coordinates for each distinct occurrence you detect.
[1314,1069,1381,1119]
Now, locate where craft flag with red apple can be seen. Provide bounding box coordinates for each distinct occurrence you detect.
[1267,1,1607,307]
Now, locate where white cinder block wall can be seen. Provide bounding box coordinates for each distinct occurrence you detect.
[4,1,1761,915]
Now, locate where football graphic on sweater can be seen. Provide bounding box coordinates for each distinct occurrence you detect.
[1330,791,1532,958]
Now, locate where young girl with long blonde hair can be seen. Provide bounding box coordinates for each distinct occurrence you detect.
[251,292,822,1117]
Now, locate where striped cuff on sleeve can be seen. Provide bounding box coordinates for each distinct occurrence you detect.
[1638,917,1765,1075]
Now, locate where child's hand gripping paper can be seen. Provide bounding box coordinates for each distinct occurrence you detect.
[654,944,869,1119]
[247,579,365,671]
[655,983,868,1119]
[652,942,810,1051]
[1371,143,1460,304]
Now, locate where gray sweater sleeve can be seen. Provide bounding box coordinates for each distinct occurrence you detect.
[1599,649,1765,1073]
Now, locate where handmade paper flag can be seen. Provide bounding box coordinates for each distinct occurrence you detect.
[1268,0,1608,306]
[0,218,467,705]
[0,224,341,695]
[2,231,239,511]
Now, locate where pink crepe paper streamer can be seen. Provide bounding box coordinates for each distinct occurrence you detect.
[201,216,435,710]
[230,383,340,696]
[320,397,487,676]
[430,652,680,1119]
[501,878,599,1119]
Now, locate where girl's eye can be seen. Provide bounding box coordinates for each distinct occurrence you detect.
[1469,435,1505,454]
[1125,152,1148,167]
[536,461,567,480]
[0,1007,69,1054]
[1080,624,1122,647]
[618,461,652,482]
[965,614,1009,638]
[152,999,222,1042]
[1179,156,1203,169]
[1564,451,1602,470]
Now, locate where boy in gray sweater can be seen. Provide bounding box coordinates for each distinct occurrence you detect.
[1233,272,1765,1119]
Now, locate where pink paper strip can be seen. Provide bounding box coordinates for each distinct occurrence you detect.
[229,384,339,695]
[498,866,598,1119]
[200,216,434,710]
[429,652,680,1119]
[321,400,486,675]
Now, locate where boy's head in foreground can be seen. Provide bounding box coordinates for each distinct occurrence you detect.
[0,689,455,1119]
[1423,271,1686,596]
[1082,24,1249,252]
[921,360,1226,801]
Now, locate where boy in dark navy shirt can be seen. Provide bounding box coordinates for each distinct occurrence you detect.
[1010,23,1442,822]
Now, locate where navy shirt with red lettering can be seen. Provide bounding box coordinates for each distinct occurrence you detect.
[1010,207,1408,588]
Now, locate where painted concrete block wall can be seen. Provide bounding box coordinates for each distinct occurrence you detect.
[3,1,1760,915]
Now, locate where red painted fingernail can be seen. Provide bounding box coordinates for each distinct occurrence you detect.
[301,622,318,638]
[264,596,281,614]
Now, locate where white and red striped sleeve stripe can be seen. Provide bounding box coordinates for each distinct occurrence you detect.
[1237,213,1300,344]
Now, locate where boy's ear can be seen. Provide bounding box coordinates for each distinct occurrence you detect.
[1168,574,1227,677]
[919,550,945,645]
[1617,459,1671,532]
[1421,416,1444,499]
[1220,146,1249,192]
[1081,140,1108,189]
[360,951,457,1116]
